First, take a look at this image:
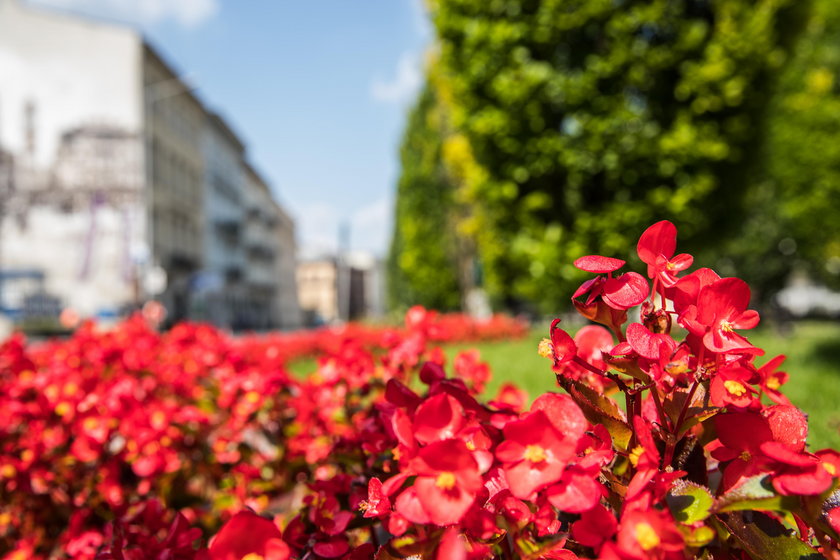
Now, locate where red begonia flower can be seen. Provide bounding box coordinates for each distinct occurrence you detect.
[709,364,757,409]
[496,410,576,499]
[617,510,683,559]
[405,439,482,526]
[637,220,693,287]
[757,355,791,405]
[695,277,762,354]
[361,477,390,518]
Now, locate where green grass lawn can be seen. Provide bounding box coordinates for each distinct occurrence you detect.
[443,320,840,450]
[286,320,840,450]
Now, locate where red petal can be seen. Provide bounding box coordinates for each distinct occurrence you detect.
[415,477,476,526]
[602,272,649,310]
[503,458,565,499]
[413,394,466,445]
[772,466,833,496]
[732,309,760,330]
[549,320,577,364]
[312,537,349,558]
[697,277,751,326]
[394,487,431,524]
[762,405,808,451]
[436,528,467,560]
[531,393,587,442]
[715,412,772,454]
[625,323,660,360]
[637,220,677,264]
[670,253,693,271]
[546,469,602,513]
[572,504,617,548]
[760,441,816,467]
[574,255,625,273]
[209,511,282,560]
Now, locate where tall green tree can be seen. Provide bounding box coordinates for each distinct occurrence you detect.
[387,84,462,312]
[761,0,840,291]
[429,0,807,312]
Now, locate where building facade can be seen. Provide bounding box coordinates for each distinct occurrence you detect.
[0,0,300,329]
[195,113,247,328]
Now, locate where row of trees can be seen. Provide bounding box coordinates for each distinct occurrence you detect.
[388,0,840,315]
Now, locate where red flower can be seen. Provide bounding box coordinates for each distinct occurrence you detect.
[402,439,482,526]
[709,364,757,409]
[496,410,576,499]
[616,510,683,559]
[360,477,391,518]
[636,220,693,287]
[757,355,791,405]
[681,277,761,354]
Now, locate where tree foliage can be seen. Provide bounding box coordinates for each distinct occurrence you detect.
[760,0,840,290]
[387,84,462,312]
[426,0,807,312]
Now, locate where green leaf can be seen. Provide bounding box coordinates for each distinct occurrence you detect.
[667,480,714,523]
[556,375,631,450]
[718,511,821,560]
[714,475,800,514]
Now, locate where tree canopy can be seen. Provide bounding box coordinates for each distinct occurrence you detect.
[406,0,808,313]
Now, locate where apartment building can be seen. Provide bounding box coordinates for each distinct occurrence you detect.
[0,0,300,329]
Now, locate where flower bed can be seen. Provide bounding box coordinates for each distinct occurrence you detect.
[2,221,839,559]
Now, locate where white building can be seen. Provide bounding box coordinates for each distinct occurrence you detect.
[0,0,147,320]
[0,0,300,329]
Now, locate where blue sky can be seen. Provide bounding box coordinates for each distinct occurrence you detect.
[31,0,432,257]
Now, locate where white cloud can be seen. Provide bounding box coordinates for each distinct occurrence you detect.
[371,51,423,105]
[28,0,219,28]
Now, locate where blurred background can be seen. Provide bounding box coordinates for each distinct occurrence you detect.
[1,0,839,335]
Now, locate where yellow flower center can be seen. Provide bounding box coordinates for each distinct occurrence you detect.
[524,444,547,463]
[824,462,837,476]
[242,555,264,560]
[635,521,661,551]
[724,380,747,397]
[766,377,781,390]
[436,471,456,490]
[0,464,15,478]
[55,402,73,417]
[537,339,554,359]
[629,445,645,467]
[719,320,734,333]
